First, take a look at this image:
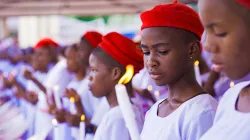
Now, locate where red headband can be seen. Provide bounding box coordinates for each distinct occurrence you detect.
[140,1,204,39]
[83,31,103,48]
[99,32,144,74]
[34,38,59,49]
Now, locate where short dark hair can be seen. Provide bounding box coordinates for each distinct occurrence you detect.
[91,47,126,74]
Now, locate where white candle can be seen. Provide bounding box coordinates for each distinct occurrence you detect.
[115,84,140,140]
[52,119,60,140]
[79,114,86,140]
[53,85,62,109]
[194,60,202,85]
[69,97,77,115]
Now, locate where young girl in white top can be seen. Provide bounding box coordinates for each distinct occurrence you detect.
[139,1,218,140]
[198,0,250,139]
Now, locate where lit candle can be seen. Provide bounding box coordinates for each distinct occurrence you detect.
[194,60,202,85]
[69,97,77,115]
[52,119,60,140]
[154,90,160,101]
[230,81,235,88]
[53,85,62,109]
[115,65,140,140]
[147,85,153,91]
[79,114,86,140]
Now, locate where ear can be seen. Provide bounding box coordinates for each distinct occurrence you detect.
[111,67,122,81]
[189,41,200,61]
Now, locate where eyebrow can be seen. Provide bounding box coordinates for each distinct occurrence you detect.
[205,21,224,29]
[140,43,169,49]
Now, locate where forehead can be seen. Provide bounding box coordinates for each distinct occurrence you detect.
[141,27,180,45]
[198,0,239,27]
[89,54,104,67]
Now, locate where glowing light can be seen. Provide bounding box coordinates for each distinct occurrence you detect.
[230,82,235,88]
[147,85,153,91]
[194,60,199,66]
[118,65,134,84]
[81,114,86,122]
[70,97,75,103]
[52,119,58,126]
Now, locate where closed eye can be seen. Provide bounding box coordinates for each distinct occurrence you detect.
[158,51,169,55]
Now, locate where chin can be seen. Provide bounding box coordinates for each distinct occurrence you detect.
[154,79,168,87]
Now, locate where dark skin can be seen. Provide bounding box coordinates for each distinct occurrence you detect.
[198,0,250,112]
[54,45,90,126]
[141,27,205,117]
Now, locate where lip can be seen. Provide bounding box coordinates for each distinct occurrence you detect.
[211,59,224,72]
[149,72,162,80]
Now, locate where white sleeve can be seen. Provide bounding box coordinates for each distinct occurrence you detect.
[107,117,130,140]
[185,110,216,140]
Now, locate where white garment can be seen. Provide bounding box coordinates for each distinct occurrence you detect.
[93,105,144,140]
[140,94,217,140]
[200,81,250,140]
[44,59,73,96]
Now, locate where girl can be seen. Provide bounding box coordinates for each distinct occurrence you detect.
[139,1,218,140]
[198,0,250,139]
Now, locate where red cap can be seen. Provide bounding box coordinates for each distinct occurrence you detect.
[34,38,59,49]
[83,31,103,48]
[237,0,250,9]
[140,1,204,40]
[99,32,144,74]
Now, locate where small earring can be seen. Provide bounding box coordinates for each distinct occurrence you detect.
[190,56,193,60]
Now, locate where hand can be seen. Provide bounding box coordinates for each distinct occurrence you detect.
[64,89,80,103]
[203,83,216,97]
[14,91,26,99]
[48,103,57,114]
[26,91,38,105]
[54,109,67,123]
[65,113,81,127]
[23,69,33,80]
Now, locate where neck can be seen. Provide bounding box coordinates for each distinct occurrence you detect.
[76,68,86,81]
[106,88,119,108]
[167,67,205,105]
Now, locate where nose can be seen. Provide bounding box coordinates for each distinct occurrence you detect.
[203,33,218,53]
[146,54,158,69]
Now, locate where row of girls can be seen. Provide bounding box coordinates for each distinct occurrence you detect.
[1,0,250,139]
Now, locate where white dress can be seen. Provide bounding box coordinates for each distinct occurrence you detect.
[93,105,144,140]
[140,94,218,140]
[200,81,250,140]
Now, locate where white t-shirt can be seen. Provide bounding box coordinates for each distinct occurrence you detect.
[200,81,250,140]
[140,94,218,140]
[93,105,144,140]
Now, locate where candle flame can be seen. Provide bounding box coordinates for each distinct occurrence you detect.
[147,85,153,91]
[70,97,75,103]
[81,114,85,122]
[52,119,58,126]
[230,82,235,88]
[154,91,160,97]
[194,60,199,66]
[118,65,134,84]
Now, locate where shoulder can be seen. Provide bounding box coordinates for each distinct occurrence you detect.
[184,94,218,117]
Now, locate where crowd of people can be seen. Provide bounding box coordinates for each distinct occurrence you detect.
[0,0,250,139]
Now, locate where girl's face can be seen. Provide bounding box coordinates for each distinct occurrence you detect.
[199,0,250,80]
[141,27,195,86]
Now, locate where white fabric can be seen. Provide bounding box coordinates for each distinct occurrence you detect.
[61,77,82,140]
[93,105,144,140]
[141,94,218,140]
[200,81,250,140]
